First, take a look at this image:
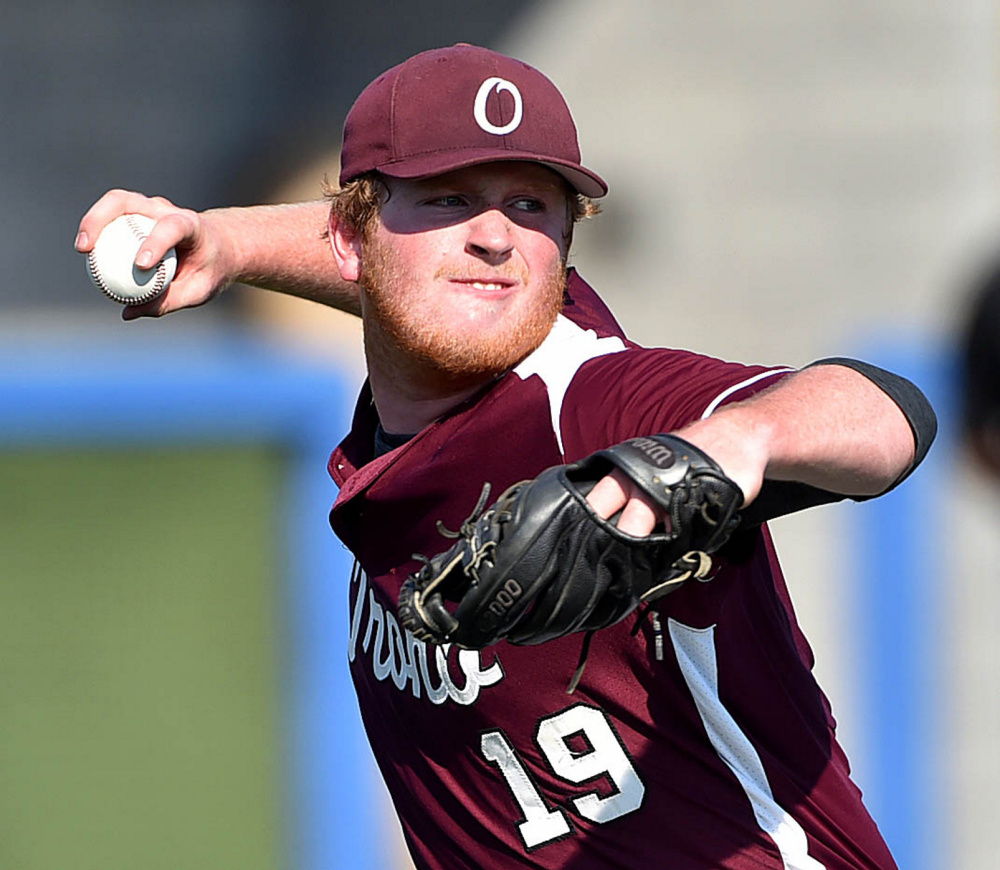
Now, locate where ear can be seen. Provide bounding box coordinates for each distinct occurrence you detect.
[328,212,364,283]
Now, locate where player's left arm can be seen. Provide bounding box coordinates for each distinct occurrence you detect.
[587,360,935,535]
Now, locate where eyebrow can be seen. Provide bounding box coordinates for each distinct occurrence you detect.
[412,170,565,197]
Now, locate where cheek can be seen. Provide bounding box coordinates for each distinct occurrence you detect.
[390,224,460,261]
[368,226,441,275]
[525,236,566,275]
[519,219,567,262]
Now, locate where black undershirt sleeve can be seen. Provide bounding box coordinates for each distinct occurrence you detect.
[739,357,937,528]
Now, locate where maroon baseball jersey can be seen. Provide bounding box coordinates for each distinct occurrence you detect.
[328,271,896,870]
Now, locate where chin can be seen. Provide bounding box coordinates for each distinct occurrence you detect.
[365,268,564,380]
[410,319,553,380]
[420,342,532,380]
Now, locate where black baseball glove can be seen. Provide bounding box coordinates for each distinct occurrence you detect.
[397,434,743,651]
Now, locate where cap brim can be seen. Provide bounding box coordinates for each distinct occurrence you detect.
[372,149,608,198]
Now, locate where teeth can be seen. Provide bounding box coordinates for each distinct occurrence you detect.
[471,282,503,291]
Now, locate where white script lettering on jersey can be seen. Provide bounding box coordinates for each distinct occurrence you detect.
[473,77,523,135]
[348,568,505,705]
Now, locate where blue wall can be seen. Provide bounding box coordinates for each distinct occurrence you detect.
[0,328,378,870]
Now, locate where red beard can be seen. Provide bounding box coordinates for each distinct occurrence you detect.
[359,235,566,381]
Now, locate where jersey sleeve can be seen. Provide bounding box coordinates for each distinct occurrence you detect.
[558,346,793,461]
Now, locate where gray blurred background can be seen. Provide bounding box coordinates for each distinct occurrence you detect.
[4,1,999,868]
[3,0,533,315]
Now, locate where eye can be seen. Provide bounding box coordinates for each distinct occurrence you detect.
[425,194,467,208]
[510,197,545,213]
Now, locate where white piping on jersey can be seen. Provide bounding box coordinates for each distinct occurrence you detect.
[513,314,627,455]
[669,619,827,870]
[700,368,795,419]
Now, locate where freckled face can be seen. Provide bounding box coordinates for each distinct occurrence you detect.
[359,162,571,380]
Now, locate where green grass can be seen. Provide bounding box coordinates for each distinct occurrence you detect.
[0,447,285,870]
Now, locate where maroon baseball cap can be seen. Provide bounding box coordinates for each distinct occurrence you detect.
[338,44,607,198]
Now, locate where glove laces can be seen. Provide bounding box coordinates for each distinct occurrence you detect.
[566,630,595,695]
[435,482,493,539]
[411,482,505,598]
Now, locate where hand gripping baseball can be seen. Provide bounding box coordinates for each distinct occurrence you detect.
[76,190,233,319]
[397,434,744,650]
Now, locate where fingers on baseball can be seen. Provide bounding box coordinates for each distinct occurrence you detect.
[136,214,194,267]
[77,190,152,250]
[77,190,189,256]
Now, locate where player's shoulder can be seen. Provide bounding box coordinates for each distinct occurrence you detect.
[558,346,793,459]
[575,342,788,387]
[556,269,789,392]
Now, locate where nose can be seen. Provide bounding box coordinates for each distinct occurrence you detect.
[465,209,514,261]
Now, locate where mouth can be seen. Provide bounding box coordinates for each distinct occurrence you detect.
[448,278,518,294]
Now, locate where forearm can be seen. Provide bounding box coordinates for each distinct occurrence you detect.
[677,364,923,505]
[207,200,361,316]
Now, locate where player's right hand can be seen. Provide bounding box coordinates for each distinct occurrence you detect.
[75,189,237,320]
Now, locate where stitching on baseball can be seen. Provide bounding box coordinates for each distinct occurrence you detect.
[152,259,167,293]
[87,250,115,297]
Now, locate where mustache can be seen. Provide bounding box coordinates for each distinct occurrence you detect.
[433,263,529,284]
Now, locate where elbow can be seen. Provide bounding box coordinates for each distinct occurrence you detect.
[871,382,937,496]
[810,358,937,495]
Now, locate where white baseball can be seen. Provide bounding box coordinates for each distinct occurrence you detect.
[86,213,177,305]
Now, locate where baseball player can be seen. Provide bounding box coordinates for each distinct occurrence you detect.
[77,44,935,870]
